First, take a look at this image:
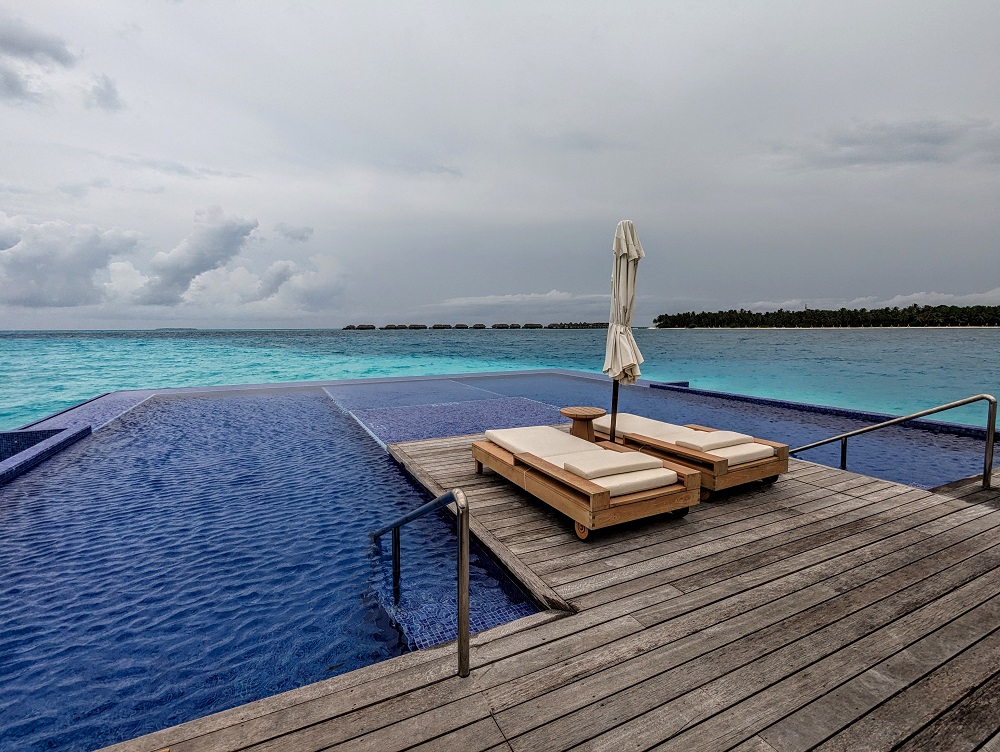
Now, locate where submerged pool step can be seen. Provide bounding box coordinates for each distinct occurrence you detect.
[0,426,92,487]
[369,549,536,651]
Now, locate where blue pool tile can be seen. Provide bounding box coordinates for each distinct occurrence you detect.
[351,397,568,444]
[324,379,505,410]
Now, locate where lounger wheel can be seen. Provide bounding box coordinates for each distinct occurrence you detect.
[574,522,590,540]
[670,506,690,518]
[700,489,712,502]
[761,475,779,485]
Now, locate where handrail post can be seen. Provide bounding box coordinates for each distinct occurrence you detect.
[985,398,996,490]
[455,489,470,678]
[370,488,471,678]
[840,437,848,470]
[392,526,401,604]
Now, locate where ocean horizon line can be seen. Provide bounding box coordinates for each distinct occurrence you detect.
[4,324,1000,334]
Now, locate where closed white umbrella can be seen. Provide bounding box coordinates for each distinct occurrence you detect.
[602,219,645,441]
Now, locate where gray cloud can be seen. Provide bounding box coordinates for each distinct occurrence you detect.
[0,60,35,101]
[274,223,313,242]
[3,3,1000,328]
[59,177,110,197]
[781,119,1000,169]
[0,14,76,103]
[135,208,258,306]
[256,260,297,300]
[0,15,76,66]
[395,160,462,177]
[541,132,614,153]
[0,213,138,307]
[111,153,245,178]
[419,289,611,325]
[0,224,19,250]
[85,73,123,111]
[439,289,606,308]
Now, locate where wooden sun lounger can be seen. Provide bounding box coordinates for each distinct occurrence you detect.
[595,423,789,501]
[472,437,700,539]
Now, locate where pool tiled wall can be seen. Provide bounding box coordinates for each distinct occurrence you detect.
[0,426,92,486]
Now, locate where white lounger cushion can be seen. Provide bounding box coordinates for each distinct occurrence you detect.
[485,425,678,496]
[592,467,679,495]
[674,430,754,452]
[590,412,777,468]
[485,426,594,458]
[561,450,664,479]
[593,413,689,440]
[534,450,676,491]
[708,442,776,465]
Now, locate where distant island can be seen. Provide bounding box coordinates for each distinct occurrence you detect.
[654,304,1000,328]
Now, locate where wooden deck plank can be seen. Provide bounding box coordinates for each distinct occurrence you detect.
[629,501,992,627]
[490,526,1000,747]
[524,498,802,572]
[814,630,1000,751]
[759,613,1000,751]
[680,567,1000,750]
[540,558,1000,752]
[405,716,512,752]
[895,668,1000,752]
[668,491,986,593]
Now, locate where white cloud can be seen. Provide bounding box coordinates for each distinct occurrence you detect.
[104,260,147,299]
[439,289,606,308]
[0,212,139,306]
[134,208,258,306]
[749,288,1000,311]
[183,260,307,307]
[185,265,263,306]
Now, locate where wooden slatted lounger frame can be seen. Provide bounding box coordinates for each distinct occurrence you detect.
[595,423,789,501]
[472,437,700,539]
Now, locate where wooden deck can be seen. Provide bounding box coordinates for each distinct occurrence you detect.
[106,434,1000,752]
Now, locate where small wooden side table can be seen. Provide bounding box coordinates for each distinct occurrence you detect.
[560,406,607,442]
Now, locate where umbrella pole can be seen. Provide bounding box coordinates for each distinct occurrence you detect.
[610,380,619,443]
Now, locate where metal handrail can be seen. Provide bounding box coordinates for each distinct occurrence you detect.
[791,394,996,490]
[370,488,470,678]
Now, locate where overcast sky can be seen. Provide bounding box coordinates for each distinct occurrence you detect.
[1,1,998,329]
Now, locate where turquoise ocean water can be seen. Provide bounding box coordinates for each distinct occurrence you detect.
[2,327,998,431]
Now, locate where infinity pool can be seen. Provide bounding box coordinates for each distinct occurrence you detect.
[1,370,991,752]
[0,390,534,752]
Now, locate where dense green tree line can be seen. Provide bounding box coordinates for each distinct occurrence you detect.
[653,304,1000,328]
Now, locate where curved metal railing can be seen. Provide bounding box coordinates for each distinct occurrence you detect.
[370,488,470,677]
[791,394,996,490]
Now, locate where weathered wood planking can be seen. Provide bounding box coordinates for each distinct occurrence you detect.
[103,436,1000,752]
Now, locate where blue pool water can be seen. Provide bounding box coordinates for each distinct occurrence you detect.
[0,390,534,752]
[324,371,989,491]
[2,327,998,430]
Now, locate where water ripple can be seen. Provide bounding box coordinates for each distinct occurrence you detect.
[0,390,535,752]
